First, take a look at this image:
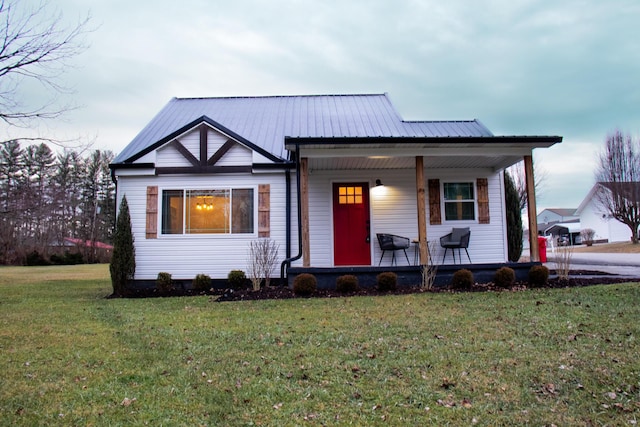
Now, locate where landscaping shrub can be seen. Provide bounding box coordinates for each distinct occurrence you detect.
[156,272,173,293]
[494,266,516,288]
[26,250,50,266]
[293,273,317,296]
[192,273,211,291]
[110,196,135,297]
[451,269,474,289]
[228,270,247,289]
[336,274,359,293]
[50,251,84,265]
[528,265,550,288]
[376,272,397,292]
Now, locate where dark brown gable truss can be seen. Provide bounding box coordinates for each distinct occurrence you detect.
[155,124,252,175]
[145,127,271,239]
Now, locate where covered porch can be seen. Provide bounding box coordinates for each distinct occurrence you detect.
[281,134,561,283]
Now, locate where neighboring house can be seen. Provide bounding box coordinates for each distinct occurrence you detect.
[576,183,638,243]
[109,93,561,286]
[536,208,578,225]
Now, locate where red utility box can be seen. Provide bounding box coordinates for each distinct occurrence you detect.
[537,236,547,262]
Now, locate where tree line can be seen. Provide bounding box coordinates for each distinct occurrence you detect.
[0,141,115,264]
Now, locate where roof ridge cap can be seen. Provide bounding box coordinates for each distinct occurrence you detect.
[172,93,388,101]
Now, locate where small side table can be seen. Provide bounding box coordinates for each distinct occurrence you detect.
[412,239,433,265]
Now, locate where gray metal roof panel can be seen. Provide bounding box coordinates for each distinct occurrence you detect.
[113,94,518,164]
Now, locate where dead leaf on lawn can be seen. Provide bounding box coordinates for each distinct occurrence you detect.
[120,397,136,407]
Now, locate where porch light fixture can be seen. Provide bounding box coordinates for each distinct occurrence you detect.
[375,179,384,187]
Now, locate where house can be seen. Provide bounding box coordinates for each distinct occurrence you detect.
[109,94,562,287]
[536,208,578,225]
[576,182,639,243]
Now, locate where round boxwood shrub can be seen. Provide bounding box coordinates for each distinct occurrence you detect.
[227,270,247,289]
[528,265,550,288]
[293,273,317,296]
[156,272,173,293]
[336,274,359,293]
[376,272,397,292]
[451,269,474,289]
[192,273,211,291]
[494,266,516,288]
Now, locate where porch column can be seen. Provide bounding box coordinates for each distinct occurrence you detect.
[416,156,429,265]
[524,154,540,262]
[300,157,311,267]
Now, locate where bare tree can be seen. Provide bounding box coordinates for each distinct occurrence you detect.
[0,0,90,140]
[507,158,547,212]
[595,130,640,244]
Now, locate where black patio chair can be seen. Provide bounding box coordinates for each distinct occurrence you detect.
[440,227,471,264]
[376,233,410,266]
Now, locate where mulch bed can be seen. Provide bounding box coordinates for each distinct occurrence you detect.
[114,270,640,301]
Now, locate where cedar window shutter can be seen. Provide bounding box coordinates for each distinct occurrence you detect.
[477,178,490,224]
[428,179,441,225]
[146,186,158,239]
[258,184,270,237]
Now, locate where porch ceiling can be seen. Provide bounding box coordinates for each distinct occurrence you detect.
[308,154,520,171]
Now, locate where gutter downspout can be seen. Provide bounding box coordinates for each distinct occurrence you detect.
[280,145,303,283]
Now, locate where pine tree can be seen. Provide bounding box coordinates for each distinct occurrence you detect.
[504,171,523,262]
[110,196,135,296]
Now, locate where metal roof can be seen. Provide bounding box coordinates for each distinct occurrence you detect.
[113,93,498,164]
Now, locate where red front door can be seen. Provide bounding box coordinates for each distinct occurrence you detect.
[333,183,371,266]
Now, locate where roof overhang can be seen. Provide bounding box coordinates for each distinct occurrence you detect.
[285,135,562,171]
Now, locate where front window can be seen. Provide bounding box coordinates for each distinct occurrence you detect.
[161,188,254,235]
[443,182,475,221]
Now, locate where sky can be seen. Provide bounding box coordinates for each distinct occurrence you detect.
[8,0,640,212]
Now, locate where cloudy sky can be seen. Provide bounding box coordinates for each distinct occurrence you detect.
[10,0,640,211]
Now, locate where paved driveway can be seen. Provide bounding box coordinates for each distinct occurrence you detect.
[545,251,640,277]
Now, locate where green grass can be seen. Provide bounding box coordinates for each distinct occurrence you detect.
[0,265,639,426]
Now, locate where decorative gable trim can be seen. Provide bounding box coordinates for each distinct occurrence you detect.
[122,116,286,164]
[208,139,236,166]
[168,140,199,166]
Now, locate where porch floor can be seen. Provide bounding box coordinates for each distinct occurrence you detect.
[287,262,541,289]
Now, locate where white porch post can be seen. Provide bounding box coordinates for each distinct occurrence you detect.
[524,154,540,262]
[416,156,429,265]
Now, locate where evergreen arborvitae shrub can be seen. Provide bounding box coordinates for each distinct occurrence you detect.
[528,265,550,288]
[293,273,317,296]
[156,272,173,293]
[504,171,523,262]
[336,274,359,293]
[494,266,516,288]
[451,269,474,289]
[110,196,135,297]
[376,272,397,292]
[192,274,211,291]
[228,270,247,289]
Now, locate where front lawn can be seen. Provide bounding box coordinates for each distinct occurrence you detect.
[0,265,638,425]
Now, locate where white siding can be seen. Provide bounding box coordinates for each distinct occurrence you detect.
[207,130,229,158]
[117,171,290,280]
[304,168,507,267]
[217,144,252,166]
[156,144,193,167]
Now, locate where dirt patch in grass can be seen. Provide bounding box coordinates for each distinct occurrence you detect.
[115,270,640,301]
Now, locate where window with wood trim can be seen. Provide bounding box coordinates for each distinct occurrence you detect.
[443,182,475,221]
[160,188,255,235]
